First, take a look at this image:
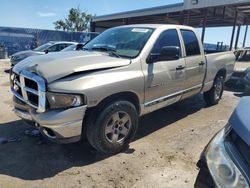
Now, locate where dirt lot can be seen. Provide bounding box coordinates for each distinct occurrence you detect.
[0,59,246,188]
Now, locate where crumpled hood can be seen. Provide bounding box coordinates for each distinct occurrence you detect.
[229,97,250,146]
[14,51,131,83]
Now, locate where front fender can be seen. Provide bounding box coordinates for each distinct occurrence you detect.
[47,66,144,108]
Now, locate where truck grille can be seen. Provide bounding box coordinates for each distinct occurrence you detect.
[10,67,46,113]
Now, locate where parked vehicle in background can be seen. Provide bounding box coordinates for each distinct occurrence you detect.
[195,97,250,188]
[229,48,250,86]
[61,43,85,52]
[10,41,77,66]
[236,47,250,61]
[10,24,235,154]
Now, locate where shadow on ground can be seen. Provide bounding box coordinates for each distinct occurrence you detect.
[0,94,206,180]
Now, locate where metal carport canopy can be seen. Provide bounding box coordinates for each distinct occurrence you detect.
[91,0,250,49]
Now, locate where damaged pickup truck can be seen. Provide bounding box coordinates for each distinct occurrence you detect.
[10,24,236,154]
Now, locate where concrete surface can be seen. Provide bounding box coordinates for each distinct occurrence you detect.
[0,59,245,188]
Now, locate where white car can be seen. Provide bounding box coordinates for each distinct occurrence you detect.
[230,48,250,84]
[60,43,85,52]
[10,41,77,66]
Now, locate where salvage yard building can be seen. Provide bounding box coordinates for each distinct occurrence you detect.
[91,0,250,50]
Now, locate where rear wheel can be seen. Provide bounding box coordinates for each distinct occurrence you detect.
[86,101,138,154]
[204,76,224,106]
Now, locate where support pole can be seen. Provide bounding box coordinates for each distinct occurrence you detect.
[234,26,241,49]
[222,6,226,20]
[243,25,248,47]
[90,21,95,32]
[179,11,184,25]
[123,18,129,25]
[187,10,190,25]
[201,8,207,44]
[230,11,238,50]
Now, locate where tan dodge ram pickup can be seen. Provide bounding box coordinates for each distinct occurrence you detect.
[10,24,235,154]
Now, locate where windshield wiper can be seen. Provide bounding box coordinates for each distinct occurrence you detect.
[90,46,121,58]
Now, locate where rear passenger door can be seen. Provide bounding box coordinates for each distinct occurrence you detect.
[180,29,206,96]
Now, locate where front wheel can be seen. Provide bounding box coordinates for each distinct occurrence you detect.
[86,101,138,154]
[204,76,224,106]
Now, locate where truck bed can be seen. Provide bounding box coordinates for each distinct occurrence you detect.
[202,51,235,92]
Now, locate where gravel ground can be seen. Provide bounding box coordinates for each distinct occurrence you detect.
[0,59,245,188]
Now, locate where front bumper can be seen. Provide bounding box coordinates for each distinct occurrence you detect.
[13,97,87,143]
[196,127,249,188]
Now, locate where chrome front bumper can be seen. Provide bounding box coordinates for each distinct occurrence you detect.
[14,104,87,143]
[11,67,88,143]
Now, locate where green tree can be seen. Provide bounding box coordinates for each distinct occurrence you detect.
[53,6,92,32]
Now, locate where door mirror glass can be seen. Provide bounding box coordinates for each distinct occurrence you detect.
[160,46,180,60]
[147,46,180,63]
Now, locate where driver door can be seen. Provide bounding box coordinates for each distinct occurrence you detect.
[144,29,186,107]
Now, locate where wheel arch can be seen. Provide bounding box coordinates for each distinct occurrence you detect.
[216,68,227,80]
[90,91,141,114]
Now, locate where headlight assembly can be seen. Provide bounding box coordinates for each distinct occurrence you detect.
[12,54,27,60]
[47,92,85,109]
[205,125,249,188]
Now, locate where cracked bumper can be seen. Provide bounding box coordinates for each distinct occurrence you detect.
[13,97,87,143]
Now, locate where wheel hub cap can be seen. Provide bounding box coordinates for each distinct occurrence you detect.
[215,80,223,100]
[105,111,131,143]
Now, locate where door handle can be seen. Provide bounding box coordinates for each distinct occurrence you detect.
[199,61,205,66]
[176,65,185,70]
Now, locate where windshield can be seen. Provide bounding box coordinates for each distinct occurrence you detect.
[34,43,53,52]
[84,27,154,58]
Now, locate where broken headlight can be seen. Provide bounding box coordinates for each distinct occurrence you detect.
[47,92,84,109]
[205,125,249,188]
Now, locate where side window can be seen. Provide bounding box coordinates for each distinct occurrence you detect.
[47,44,69,52]
[151,29,181,54]
[47,44,59,52]
[181,30,201,56]
[58,44,68,51]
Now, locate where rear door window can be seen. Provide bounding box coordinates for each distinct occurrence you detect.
[47,44,60,52]
[47,44,69,52]
[181,30,201,56]
[58,44,69,51]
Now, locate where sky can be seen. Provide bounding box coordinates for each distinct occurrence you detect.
[0,0,249,47]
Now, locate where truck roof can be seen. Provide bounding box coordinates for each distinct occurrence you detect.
[116,24,194,31]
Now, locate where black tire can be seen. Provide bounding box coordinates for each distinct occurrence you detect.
[204,76,224,106]
[86,101,138,154]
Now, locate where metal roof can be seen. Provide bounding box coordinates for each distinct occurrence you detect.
[93,2,184,22]
[92,0,250,31]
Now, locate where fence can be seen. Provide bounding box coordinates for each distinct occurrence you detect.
[0,26,98,56]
